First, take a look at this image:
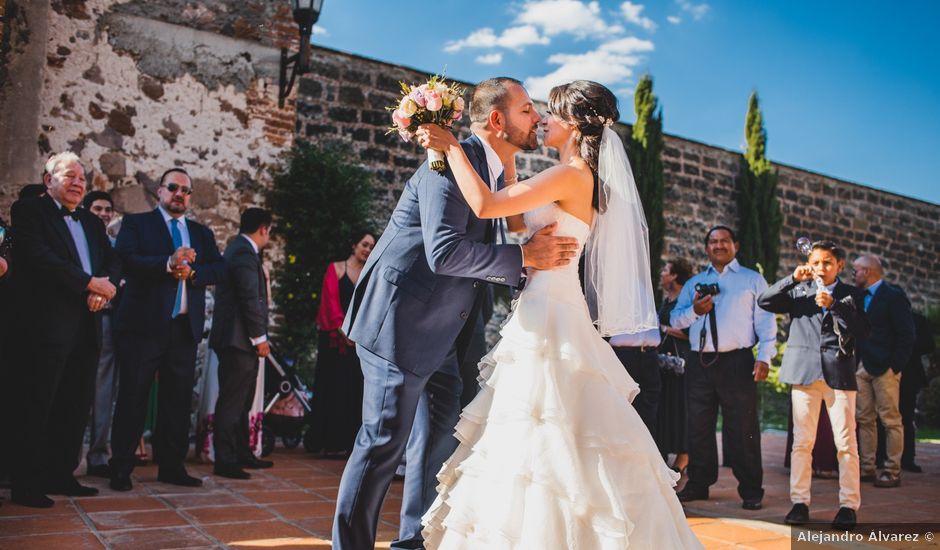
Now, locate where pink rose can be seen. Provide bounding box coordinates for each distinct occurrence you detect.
[452,110,463,120]
[392,109,411,129]
[425,90,443,112]
[454,96,465,111]
[410,89,427,107]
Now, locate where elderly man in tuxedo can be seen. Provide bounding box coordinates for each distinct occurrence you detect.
[851,255,915,488]
[9,152,118,508]
[210,207,274,479]
[109,167,225,491]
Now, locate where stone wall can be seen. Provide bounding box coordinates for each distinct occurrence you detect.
[2,6,937,308]
[294,46,940,308]
[0,0,299,242]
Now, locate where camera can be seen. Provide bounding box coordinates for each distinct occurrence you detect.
[694,282,720,297]
[657,353,686,376]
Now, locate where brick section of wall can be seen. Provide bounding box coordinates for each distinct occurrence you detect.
[295,46,939,307]
[0,0,6,51]
[0,0,7,77]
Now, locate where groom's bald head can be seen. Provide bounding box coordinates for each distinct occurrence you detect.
[470,77,524,126]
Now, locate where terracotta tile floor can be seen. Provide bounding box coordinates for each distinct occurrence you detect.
[0,432,937,549]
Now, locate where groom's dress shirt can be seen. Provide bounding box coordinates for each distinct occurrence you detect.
[159,205,191,315]
[477,134,506,244]
[671,258,777,363]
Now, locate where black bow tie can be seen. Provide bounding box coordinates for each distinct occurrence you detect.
[60,206,80,221]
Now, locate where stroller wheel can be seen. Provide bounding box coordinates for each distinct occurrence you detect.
[261,430,275,457]
[282,434,301,449]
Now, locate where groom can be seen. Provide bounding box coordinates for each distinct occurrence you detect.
[333,77,578,549]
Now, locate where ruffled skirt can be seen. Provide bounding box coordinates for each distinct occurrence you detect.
[422,275,704,549]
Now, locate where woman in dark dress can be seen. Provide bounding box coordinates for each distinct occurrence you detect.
[308,229,376,456]
[656,258,693,472]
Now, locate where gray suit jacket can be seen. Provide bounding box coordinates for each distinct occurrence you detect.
[343,135,523,376]
[210,235,268,353]
[758,276,869,390]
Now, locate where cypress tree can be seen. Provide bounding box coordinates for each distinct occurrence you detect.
[267,141,373,376]
[736,92,782,280]
[630,74,665,293]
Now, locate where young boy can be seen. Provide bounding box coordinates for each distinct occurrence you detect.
[758,241,869,530]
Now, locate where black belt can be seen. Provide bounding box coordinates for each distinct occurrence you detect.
[695,347,752,356]
[612,345,655,353]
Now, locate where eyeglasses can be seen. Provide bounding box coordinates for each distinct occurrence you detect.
[163,183,193,195]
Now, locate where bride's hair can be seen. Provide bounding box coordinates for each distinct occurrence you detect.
[547,81,619,209]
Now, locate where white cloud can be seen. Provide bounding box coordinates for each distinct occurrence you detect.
[666,15,682,24]
[444,25,548,53]
[620,2,656,31]
[475,53,503,65]
[515,0,624,39]
[499,25,551,50]
[313,25,328,36]
[677,0,710,21]
[524,37,654,100]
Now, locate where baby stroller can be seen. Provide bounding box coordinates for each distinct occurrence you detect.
[260,348,313,456]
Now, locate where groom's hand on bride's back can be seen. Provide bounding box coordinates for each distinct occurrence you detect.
[521,223,580,270]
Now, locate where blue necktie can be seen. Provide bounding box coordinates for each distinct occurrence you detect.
[864,289,873,312]
[170,219,184,318]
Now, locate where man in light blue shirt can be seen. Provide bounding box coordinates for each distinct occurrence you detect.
[671,225,777,511]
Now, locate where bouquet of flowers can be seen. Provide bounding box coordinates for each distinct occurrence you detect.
[388,74,465,172]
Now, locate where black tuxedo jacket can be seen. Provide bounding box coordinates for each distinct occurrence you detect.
[858,282,915,377]
[209,235,269,353]
[114,208,224,342]
[758,276,869,390]
[10,195,119,346]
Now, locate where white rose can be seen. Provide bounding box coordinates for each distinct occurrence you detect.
[399,97,418,117]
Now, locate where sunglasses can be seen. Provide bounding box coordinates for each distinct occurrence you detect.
[163,183,193,195]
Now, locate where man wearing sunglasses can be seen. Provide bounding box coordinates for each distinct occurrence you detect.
[109,167,225,491]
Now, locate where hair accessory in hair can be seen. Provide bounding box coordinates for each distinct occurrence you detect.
[586,105,614,128]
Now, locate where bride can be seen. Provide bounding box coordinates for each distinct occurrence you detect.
[414,80,704,549]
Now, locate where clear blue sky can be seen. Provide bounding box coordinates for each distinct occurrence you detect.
[311,0,940,204]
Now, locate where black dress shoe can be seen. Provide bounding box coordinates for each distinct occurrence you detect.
[784,503,809,525]
[157,470,202,487]
[676,486,709,502]
[87,464,112,478]
[902,462,923,473]
[45,479,99,497]
[214,464,251,480]
[742,498,762,510]
[11,489,54,508]
[831,507,857,531]
[241,456,274,469]
[110,474,132,492]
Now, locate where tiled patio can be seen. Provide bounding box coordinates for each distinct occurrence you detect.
[0,432,938,549]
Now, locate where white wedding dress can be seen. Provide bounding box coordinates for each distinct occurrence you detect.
[422,203,704,550]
